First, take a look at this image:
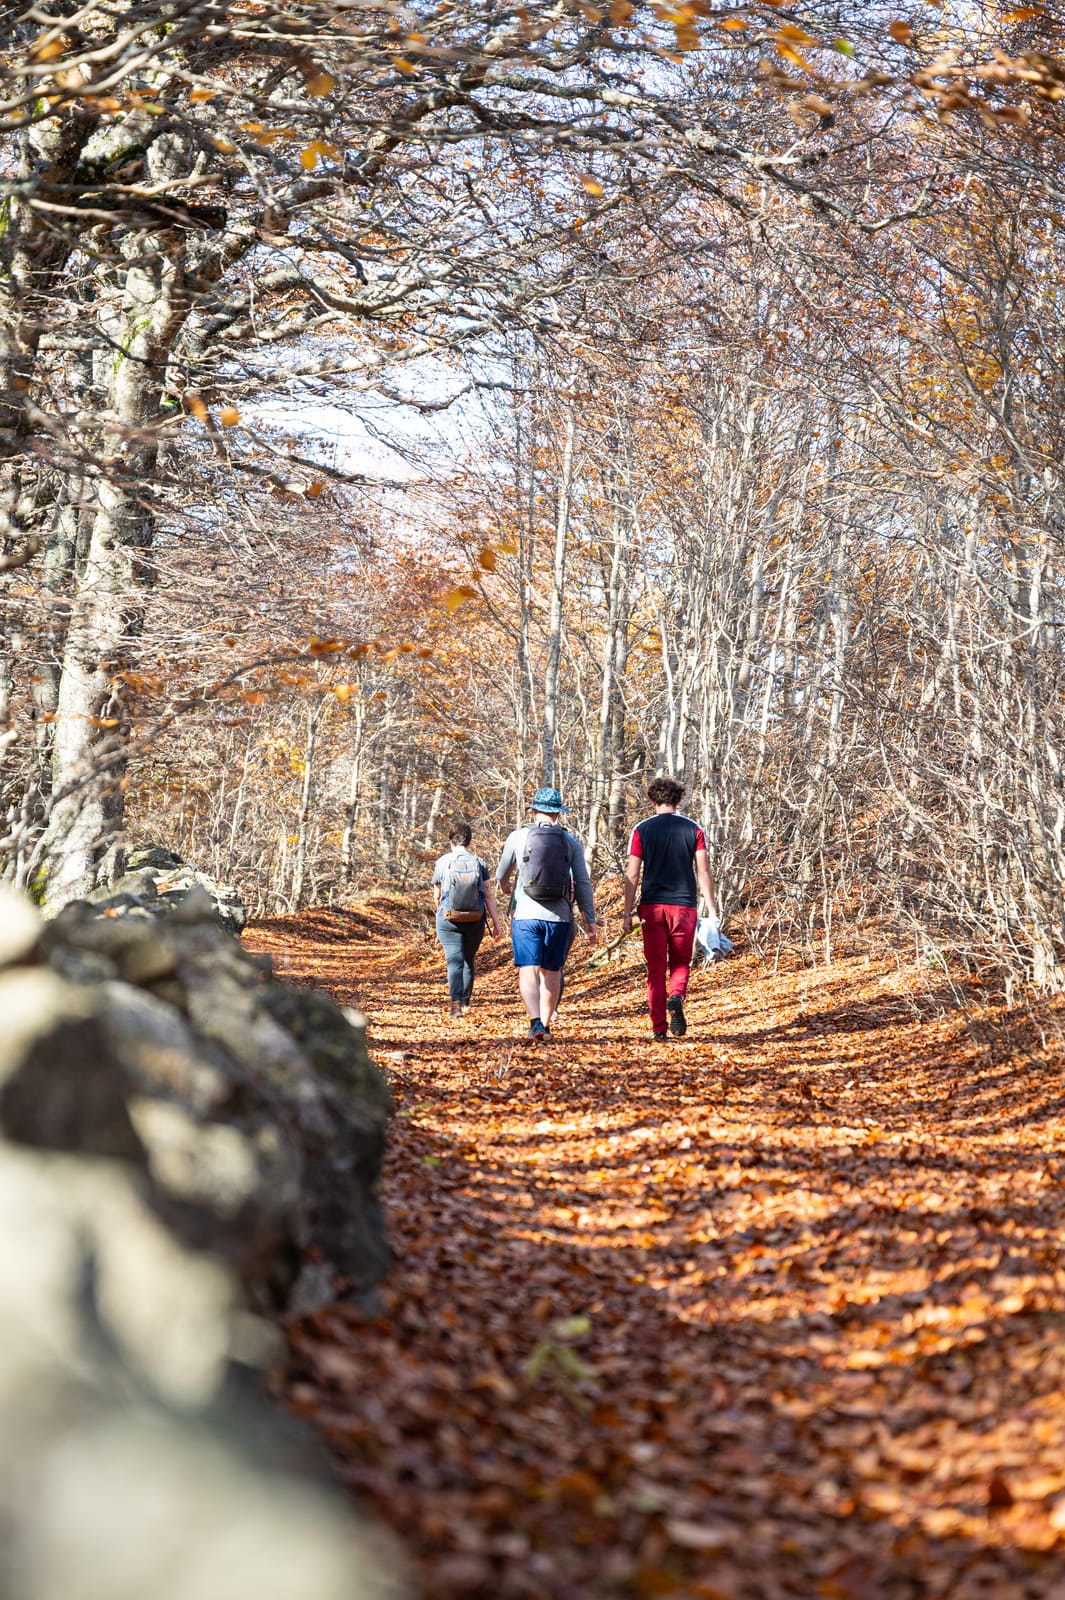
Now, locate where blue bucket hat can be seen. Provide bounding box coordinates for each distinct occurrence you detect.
[530,786,569,814]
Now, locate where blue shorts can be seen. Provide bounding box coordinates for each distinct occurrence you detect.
[511,919,574,971]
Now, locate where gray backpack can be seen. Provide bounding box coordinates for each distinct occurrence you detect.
[444,849,484,923]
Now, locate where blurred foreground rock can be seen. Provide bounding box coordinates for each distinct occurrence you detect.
[0,883,400,1600]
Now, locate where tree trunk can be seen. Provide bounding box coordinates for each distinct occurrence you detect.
[422,753,446,851]
[513,403,536,817]
[588,506,631,869]
[291,700,323,910]
[540,393,576,787]
[42,222,187,909]
[341,698,367,880]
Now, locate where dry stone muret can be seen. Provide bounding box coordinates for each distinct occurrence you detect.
[84,841,248,934]
[0,876,399,1600]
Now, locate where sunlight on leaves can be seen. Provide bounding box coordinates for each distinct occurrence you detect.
[28,34,67,61]
[775,41,811,70]
[776,24,817,46]
[300,139,340,170]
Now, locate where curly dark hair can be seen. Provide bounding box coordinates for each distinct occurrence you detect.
[647,776,684,808]
[448,820,473,847]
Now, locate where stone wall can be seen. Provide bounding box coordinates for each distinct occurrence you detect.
[0,882,399,1600]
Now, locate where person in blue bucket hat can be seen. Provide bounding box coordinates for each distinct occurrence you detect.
[496,787,598,1041]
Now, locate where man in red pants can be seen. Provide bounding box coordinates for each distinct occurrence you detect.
[622,777,718,1040]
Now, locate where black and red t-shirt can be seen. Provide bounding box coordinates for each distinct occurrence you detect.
[628,813,706,908]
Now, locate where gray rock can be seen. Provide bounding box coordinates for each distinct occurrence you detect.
[212,885,247,937]
[0,1145,233,1410]
[0,970,143,1161]
[14,1412,403,1600]
[44,900,216,980]
[182,963,317,1095]
[42,900,149,964]
[147,976,191,1010]
[258,984,391,1293]
[163,883,229,926]
[0,1145,404,1599]
[182,963,391,1292]
[125,844,185,872]
[128,1098,296,1222]
[0,968,85,1077]
[144,874,248,937]
[0,885,42,969]
[98,981,230,1112]
[96,981,304,1294]
[82,891,157,919]
[288,1260,337,1318]
[101,869,160,903]
[263,984,385,1110]
[116,926,180,984]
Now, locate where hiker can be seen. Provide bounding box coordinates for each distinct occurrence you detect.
[432,821,502,1017]
[496,786,597,1041]
[622,776,718,1041]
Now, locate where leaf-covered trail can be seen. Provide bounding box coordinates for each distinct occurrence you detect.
[247,906,1065,1600]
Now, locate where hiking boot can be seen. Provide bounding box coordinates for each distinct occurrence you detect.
[449,1000,463,1018]
[653,1031,668,1042]
[667,994,687,1036]
[527,1018,549,1042]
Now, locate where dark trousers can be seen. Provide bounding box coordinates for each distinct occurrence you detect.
[436,913,486,1004]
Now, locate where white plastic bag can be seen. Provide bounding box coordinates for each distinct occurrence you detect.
[695,913,733,960]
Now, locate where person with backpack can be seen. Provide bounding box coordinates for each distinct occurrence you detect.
[432,821,502,1017]
[495,786,597,1042]
[622,776,718,1041]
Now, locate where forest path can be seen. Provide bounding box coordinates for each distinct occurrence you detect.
[247,905,1065,1600]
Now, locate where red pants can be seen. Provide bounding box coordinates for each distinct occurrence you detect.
[638,903,697,1034]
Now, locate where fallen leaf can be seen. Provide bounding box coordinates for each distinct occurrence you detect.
[666,1518,731,1551]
